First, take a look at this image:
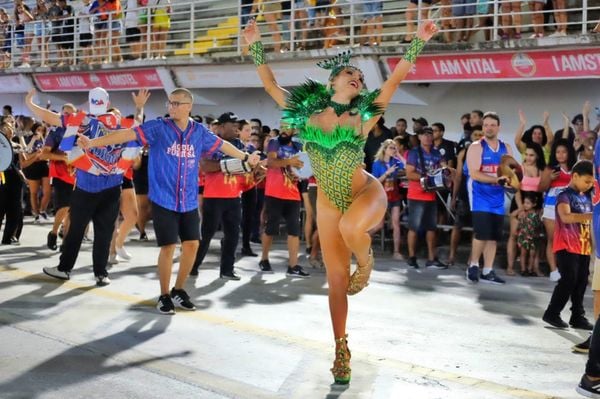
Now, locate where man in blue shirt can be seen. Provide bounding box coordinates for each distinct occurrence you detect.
[79,88,260,314]
[465,112,513,285]
[26,87,143,287]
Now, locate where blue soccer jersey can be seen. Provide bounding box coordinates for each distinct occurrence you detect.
[134,118,223,212]
[468,139,508,215]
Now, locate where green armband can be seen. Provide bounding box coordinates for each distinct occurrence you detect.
[402,37,426,64]
[249,41,265,66]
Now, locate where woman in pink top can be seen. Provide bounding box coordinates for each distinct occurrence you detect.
[506,143,545,276]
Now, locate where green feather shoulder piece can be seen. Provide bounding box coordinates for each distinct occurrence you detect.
[282,79,329,129]
[282,79,385,129]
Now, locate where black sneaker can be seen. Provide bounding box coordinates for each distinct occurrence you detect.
[571,317,594,331]
[95,275,111,287]
[139,232,148,241]
[189,267,199,277]
[480,270,505,284]
[573,336,591,354]
[259,259,274,273]
[47,232,58,250]
[170,288,196,311]
[157,294,175,315]
[220,271,241,281]
[406,256,419,269]
[466,265,479,283]
[425,258,448,270]
[543,312,569,329]
[40,211,48,220]
[240,247,258,257]
[576,374,600,398]
[286,265,310,278]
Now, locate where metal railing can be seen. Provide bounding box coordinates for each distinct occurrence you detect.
[0,0,598,69]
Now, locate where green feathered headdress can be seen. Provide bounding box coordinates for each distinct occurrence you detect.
[282,79,384,129]
[317,51,359,80]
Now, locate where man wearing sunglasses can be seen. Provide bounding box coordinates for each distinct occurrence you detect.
[78,88,261,314]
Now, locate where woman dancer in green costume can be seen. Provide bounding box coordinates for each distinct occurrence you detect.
[244,19,438,384]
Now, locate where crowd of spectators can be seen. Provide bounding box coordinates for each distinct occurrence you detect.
[2,99,600,280]
[0,0,172,68]
[0,0,598,67]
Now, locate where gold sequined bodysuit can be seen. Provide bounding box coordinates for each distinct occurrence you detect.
[300,124,366,213]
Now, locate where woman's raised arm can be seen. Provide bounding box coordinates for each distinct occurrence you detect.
[244,19,289,109]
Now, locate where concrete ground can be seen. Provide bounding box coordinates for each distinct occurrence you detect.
[0,220,592,399]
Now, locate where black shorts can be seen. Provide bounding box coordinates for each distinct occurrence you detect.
[472,211,504,241]
[122,177,134,190]
[134,181,148,195]
[125,27,141,43]
[80,32,93,48]
[52,178,74,209]
[23,161,49,180]
[264,196,301,236]
[453,198,472,228]
[298,180,308,194]
[408,199,437,232]
[151,201,200,247]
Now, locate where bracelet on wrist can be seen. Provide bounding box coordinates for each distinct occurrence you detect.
[402,37,426,64]
[243,153,249,162]
[249,41,265,66]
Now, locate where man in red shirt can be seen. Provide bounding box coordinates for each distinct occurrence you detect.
[405,127,448,269]
[259,128,310,277]
[191,112,255,280]
[40,103,76,250]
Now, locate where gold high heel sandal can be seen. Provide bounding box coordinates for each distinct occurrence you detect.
[347,248,374,295]
[331,335,351,384]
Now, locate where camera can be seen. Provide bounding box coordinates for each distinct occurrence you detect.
[552,165,561,172]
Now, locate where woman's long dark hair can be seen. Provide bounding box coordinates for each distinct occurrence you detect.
[522,124,548,147]
[548,138,576,171]
[525,142,546,171]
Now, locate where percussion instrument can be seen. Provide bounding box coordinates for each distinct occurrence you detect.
[420,167,452,192]
[497,155,523,191]
[291,152,313,180]
[0,133,14,172]
[220,157,252,175]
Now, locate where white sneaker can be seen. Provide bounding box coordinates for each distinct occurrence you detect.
[108,253,119,265]
[549,270,561,282]
[116,246,132,261]
[43,266,70,280]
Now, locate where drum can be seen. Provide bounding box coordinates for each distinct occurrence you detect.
[0,133,13,172]
[291,152,313,180]
[220,157,252,175]
[497,154,523,191]
[420,167,452,192]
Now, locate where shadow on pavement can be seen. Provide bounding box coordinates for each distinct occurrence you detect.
[0,311,184,398]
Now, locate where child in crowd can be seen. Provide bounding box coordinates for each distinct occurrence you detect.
[515,193,543,276]
[543,160,595,330]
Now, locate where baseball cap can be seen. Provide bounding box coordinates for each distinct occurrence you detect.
[88,87,109,115]
[418,126,433,135]
[217,112,239,124]
[412,117,428,126]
